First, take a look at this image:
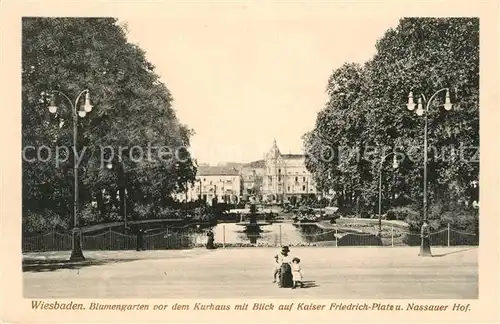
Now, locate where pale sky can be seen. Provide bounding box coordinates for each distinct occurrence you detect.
[118,5,400,165]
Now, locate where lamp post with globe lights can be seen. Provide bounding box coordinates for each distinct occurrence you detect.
[193,178,203,202]
[471,180,479,244]
[406,88,453,257]
[377,152,399,237]
[106,156,128,228]
[47,89,93,261]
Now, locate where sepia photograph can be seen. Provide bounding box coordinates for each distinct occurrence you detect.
[21,13,480,300]
[2,0,498,322]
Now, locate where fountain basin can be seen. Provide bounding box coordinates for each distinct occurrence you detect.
[235,221,271,226]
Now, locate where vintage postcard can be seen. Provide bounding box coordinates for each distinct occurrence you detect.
[1,0,499,323]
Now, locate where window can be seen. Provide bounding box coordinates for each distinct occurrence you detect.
[278,175,281,181]
[278,168,281,173]
[203,178,206,182]
[287,186,290,192]
[302,185,306,191]
[295,177,298,182]
[303,177,306,182]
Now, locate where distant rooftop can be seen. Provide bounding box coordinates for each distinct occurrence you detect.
[216,162,243,168]
[195,141,306,171]
[282,153,304,159]
[197,165,240,176]
[243,159,266,168]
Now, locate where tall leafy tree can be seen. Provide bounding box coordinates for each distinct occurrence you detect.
[304,63,374,213]
[304,18,479,226]
[363,18,479,208]
[22,18,197,232]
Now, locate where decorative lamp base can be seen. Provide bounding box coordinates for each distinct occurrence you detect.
[418,237,432,257]
[69,230,85,261]
[69,249,85,261]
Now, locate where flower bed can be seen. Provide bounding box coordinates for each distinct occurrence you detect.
[191,242,335,248]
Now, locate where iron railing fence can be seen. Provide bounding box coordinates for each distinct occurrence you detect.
[22,224,478,252]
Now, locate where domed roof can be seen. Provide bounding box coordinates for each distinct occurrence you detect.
[266,139,281,160]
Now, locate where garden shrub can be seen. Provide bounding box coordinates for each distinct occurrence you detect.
[22,210,67,234]
[386,210,396,220]
[438,206,478,234]
[393,201,478,235]
[360,211,370,219]
[388,206,420,221]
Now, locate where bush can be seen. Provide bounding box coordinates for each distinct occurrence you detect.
[439,207,478,233]
[22,210,68,234]
[386,210,396,220]
[360,211,370,219]
[191,206,215,222]
[425,200,478,234]
[80,204,101,224]
[388,206,420,221]
[388,206,421,232]
[133,204,154,219]
[155,207,179,219]
[393,201,479,235]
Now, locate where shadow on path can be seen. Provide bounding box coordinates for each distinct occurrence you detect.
[299,280,319,289]
[432,247,477,258]
[23,258,140,273]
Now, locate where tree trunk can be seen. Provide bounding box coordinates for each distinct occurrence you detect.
[337,192,344,209]
[118,186,125,218]
[96,188,104,217]
[118,167,126,218]
[355,194,360,217]
[110,188,119,219]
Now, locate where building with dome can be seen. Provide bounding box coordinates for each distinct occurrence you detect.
[260,139,318,203]
[176,140,318,204]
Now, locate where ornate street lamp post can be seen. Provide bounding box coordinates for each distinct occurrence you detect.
[196,178,202,201]
[377,152,399,237]
[48,89,93,261]
[107,156,128,228]
[406,88,453,257]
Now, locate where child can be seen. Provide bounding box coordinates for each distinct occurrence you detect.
[291,257,304,289]
[272,254,280,283]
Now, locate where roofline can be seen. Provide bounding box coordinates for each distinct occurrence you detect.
[197,173,240,176]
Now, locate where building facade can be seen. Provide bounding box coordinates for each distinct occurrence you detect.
[238,140,319,202]
[174,140,317,204]
[178,166,242,205]
[261,139,317,202]
[240,160,265,197]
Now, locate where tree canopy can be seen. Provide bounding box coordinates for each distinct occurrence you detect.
[304,18,479,230]
[22,18,197,233]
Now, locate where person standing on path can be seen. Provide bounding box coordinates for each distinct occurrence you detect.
[277,246,293,288]
[136,228,145,251]
[291,257,304,289]
[272,254,280,283]
[206,230,215,249]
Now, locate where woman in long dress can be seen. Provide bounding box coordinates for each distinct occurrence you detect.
[206,230,215,249]
[277,246,293,288]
